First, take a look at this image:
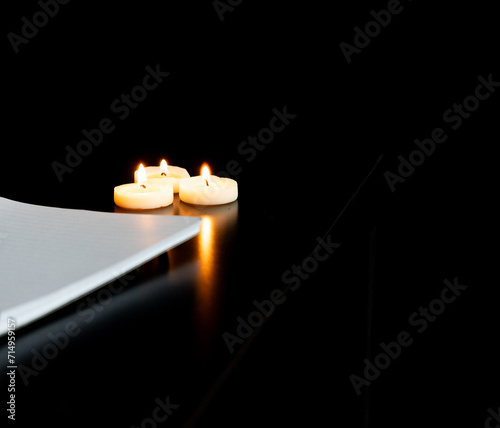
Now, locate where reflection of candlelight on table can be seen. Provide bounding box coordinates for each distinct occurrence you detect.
[115,187,239,356]
[173,199,239,354]
[198,215,214,282]
[196,216,215,327]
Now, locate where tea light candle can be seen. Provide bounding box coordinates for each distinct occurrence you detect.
[134,160,190,193]
[179,164,238,206]
[115,164,173,209]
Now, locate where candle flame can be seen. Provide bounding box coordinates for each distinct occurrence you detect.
[160,159,168,176]
[201,164,210,186]
[138,163,147,189]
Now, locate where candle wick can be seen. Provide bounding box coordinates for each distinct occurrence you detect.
[161,172,167,176]
[204,179,209,186]
[140,184,146,189]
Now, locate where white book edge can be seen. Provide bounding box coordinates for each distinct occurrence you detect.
[0,218,200,337]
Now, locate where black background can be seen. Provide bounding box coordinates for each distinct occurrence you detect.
[2,0,499,427]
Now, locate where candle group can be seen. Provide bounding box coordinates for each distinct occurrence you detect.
[114,160,238,210]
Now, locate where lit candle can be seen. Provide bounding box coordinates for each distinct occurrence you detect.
[179,164,238,206]
[134,159,190,193]
[114,164,174,209]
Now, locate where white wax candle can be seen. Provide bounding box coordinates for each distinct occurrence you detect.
[134,160,190,193]
[179,165,238,206]
[115,164,174,209]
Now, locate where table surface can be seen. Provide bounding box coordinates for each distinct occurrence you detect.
[2,151,498,427]
[3,1,499,426]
